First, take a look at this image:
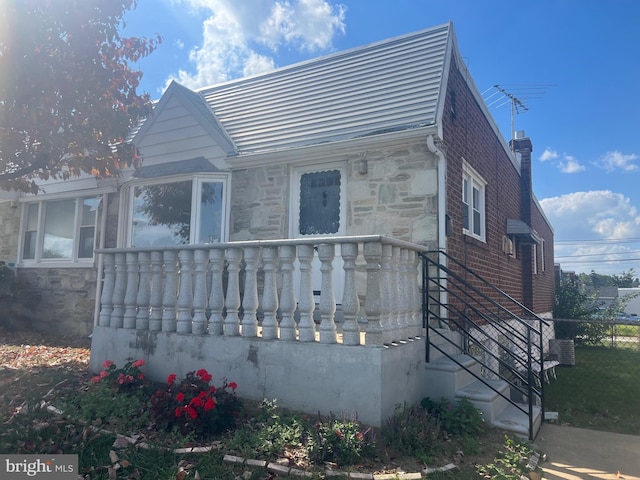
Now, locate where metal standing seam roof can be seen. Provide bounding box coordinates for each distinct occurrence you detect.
[196,23,452,155]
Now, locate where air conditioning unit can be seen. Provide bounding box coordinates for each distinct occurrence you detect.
[502,235,514,256]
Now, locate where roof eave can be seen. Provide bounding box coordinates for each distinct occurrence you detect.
[227,124,439,170]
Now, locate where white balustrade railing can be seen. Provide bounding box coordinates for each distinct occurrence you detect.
[96,236,427,346]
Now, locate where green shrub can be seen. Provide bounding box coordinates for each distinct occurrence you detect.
[421,397,484,436]
[227,399,307,458]
[228,400,375,467]
[381,403,441,463]
[476,435,537,479]
[309,414,375,466]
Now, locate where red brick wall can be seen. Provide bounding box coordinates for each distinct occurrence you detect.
[440,55,554,315]
[531,200,555,313]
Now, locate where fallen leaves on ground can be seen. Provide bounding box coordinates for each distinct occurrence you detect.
[0,329,91,370]
[0,329,91,422]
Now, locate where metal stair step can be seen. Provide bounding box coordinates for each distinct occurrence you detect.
[492,403,542,439]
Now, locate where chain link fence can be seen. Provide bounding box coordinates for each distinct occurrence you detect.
[542,318,640,435]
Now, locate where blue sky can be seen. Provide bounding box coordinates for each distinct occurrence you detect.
[124,0,640,276]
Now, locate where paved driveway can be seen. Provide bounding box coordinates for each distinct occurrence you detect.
[536,424,640,479]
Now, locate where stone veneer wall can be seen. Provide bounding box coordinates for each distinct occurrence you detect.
[230,164,290,241]
[229,141,439,247]
[19,266,97,336]
[347,143,438,246]
[0,200,20,261]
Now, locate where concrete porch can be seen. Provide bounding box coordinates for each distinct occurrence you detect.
[90,235,429,427]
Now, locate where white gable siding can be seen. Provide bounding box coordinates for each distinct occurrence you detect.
[136,96,229,166]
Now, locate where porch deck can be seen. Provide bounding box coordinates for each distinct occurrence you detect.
[90,235,430,426]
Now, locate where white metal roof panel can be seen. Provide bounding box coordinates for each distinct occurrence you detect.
[198,23,451,155]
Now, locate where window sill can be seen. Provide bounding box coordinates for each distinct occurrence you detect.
[16,260,96,269]
[462,233,487,249]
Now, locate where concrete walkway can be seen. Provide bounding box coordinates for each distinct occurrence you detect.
[535,424,640,480]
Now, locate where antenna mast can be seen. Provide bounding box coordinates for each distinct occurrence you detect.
[483,83,556,149]
[492,85,528,148]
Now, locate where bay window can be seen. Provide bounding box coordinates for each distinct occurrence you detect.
[126,176,227,247]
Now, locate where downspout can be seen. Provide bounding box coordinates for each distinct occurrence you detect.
[427,134,448,335]
[92,192,109,328]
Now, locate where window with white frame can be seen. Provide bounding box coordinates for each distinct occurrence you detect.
[20,196,100,263]
[126,176,227,247]
[462,161,486,242]
[533,240,545,275]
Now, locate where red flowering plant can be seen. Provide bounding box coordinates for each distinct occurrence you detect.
[90,358,147,394]
[150,368,242,439]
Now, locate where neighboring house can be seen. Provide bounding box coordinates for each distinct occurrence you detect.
[618,288,640,316]
[0,23,554,436]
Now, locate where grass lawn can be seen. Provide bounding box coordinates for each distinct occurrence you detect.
[545,345,640,435]
[0,329,540,479]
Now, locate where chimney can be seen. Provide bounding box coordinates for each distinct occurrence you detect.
[510,131,535,309]
[510,130,533,225]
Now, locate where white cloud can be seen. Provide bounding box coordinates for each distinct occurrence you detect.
[598,150,639,172]
[539,148,558,162]
[538,148,585,174]
[260,0,347,51]
[242,51,276,77]
[558,155,585,174]
[540,191,640,274]
[166,0,346,89]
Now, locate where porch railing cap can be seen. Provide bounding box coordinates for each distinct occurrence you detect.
[95,235,431,254]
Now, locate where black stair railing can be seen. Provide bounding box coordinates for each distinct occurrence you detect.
[420,250,550,440]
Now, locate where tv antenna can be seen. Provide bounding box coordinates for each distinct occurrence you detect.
[482,84,556,149]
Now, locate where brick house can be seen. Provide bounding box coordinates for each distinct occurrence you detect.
[0,23,554,436]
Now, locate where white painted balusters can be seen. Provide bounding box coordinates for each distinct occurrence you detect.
[278,246,298,341]
[241,247,260,338]
[297,244,316,342]
[161,250,178,332]
[380,244,395,344]
[191,249,209,334]
[135,251,151,331]
[224,248,242,336]
[149,251,164,331]
[110,252,126,328]
[318,244,337,344]
[176,250,194,334]
[208,249,225,335]
[363,242,383,345]
[98,253,115,327]
[397,247,410,339]
[97,238,425,345]
[409,250,423,338]
[261,247,280,340]
[341,242,361,345]
[122,252,139,329]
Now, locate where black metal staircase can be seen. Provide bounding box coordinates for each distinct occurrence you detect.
[420,250,550,440]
